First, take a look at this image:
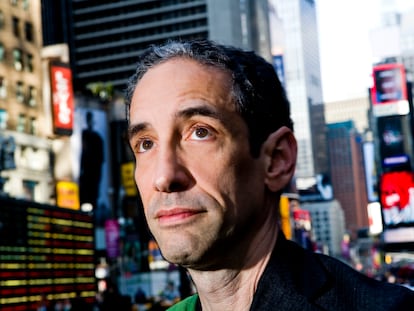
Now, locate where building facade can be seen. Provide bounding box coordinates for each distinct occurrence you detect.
[0,0,53,203]
[327,121,370,237]
[41,0,272,93]
[269,0,325,188]
[324,97,371,134]
[301,199,345,257]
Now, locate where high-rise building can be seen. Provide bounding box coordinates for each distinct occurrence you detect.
[400,9,414,78]
[301,199,345,257]
[41,0,272,93]
[269,0,325,187]
[327,121,369,237]
[0,0,53,202]
[324,97,371,134]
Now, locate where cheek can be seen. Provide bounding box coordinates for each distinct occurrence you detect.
[134,164,152,207]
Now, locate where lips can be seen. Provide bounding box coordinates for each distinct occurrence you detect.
[155,207,203,226]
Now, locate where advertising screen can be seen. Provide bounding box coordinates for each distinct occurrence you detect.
[371,63,409,117]
[71,107,110,226]
[380,171,414,247]
[0,197,95,310]
[380,171,414,226]
[377,115,411,170]
[362,142,378,202]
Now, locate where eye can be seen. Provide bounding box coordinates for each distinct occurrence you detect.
[190,126,212,140]
[136,138,154,153]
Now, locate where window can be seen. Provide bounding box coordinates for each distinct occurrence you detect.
[17,113,26,132]
[13,49,22,71]
[15,81,24,102]
[0,43,5,62]
[25,53,33,72]
[12,17,19,37]
[29,117,36,134]
[0,109,8,129]
[23,180,37,201]
[10,0,18,6]
[25,22,33,42]
[23,0,29,10]
[0,77,6,99]
[28,86,36,106]
[0,11,4,29]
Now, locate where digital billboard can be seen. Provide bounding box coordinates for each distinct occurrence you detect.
[371,63,409,117]
[362,142,378,202]
[71,107,110,226]
[50,62,74,135]
[380,171,414,246]
[380,171,414,226]
[0,197,95,310]
[377,115,411,170]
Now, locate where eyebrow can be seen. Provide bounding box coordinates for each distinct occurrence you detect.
[127,104,226,141]
[176,105,221,120]
[127,122,148,141]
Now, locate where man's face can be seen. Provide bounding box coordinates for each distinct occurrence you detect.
[128,58,267,269]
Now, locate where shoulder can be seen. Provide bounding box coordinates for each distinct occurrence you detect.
[311,250,414,310]
[167,294,199,311]
[261,233,414,310]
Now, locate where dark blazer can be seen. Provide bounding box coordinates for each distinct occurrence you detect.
[250,232,414,310]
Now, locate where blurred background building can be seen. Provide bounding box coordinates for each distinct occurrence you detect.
[2,0,414,309]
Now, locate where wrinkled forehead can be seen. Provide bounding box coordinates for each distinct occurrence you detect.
[130,58,238,117]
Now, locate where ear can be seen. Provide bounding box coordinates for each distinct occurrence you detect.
[263,126,297,192]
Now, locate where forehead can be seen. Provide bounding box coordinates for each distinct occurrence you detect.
[129,58,235,116]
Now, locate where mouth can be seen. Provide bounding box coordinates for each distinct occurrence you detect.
[155,207,204,226]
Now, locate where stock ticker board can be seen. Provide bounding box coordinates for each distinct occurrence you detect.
[0,197,95,311]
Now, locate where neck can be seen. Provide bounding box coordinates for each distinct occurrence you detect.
[187,213,279,311]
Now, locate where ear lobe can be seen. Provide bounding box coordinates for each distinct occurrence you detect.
[263,126,297,192]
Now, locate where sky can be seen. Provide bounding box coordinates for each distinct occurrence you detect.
[316,0,414,102]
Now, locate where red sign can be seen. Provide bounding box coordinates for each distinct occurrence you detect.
[50,63,74,135]
[380,171,414,226]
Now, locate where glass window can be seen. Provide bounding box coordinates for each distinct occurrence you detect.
[23,0,29,10]
[0,11,5,29]
[28,86,36,106]
[17,113,26,132]
[0,109,8,130]
[12,16,19,37]
[23,180,37,201]
[25,53,33,72]
[16,81,24,102]
[0,43,5,62]
[25,22,33,42]
[29,117,36,134]
[13,49,23,71]
[10,0,18,6]
[0,77,6,99]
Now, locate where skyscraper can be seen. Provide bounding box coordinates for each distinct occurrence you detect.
[327,121,369,237]
[269,0,325,187]
[41,0,272,93]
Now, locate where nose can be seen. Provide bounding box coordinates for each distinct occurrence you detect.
[153,147,192,193]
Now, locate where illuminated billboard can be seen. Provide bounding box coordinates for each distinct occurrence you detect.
[56,180,80,210]
[380,171,414,246]
[0,197,95,310]
[377,115,411,170]
[362,142,378,202]
[371,63,409,117]
[380,171,414,226]
[71,107,110,226]
[50,62,74,135]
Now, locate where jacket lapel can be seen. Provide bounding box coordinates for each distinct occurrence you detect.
[250,231,332,310]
